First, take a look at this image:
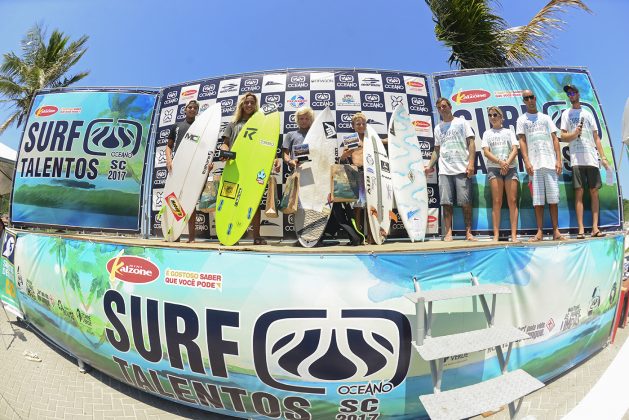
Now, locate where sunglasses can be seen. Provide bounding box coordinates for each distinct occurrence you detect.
[523,95,536,101]
[488,113,501,118]
[566,91,578,97]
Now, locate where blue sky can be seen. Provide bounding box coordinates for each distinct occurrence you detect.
[0,0,627,195]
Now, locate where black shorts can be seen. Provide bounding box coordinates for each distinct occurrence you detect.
[572,165,601,190]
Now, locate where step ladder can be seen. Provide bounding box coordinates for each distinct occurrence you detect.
[405,273,544,419]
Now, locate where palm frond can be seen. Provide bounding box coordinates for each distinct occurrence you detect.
[504,0,592,65]
[0,112,20,135]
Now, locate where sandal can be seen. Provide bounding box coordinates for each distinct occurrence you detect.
[253,238,267,245]
[591,231,606,238]
[576,233,585,239]
[553,235,566,241]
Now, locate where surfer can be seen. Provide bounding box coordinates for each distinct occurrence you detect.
[425,97,476,241]
[282,107,314,170]
[220,93,280,245]
[166,100,205,242]
[481,106,519,242]
[517,89,565,242]
[339,112,370,243]
[559,84,610,239]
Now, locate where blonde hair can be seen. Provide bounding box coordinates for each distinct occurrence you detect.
[435,97,452,108]
[232,93,258,123]
[487,106,503,118]
[352,112,367,125]
[295,107,314,122]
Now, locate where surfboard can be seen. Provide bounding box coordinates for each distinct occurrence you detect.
[363,124,393,245]
[215,108,280,246]
[294,107,337,247]
[388,105,428,242]
[161,103,221,242]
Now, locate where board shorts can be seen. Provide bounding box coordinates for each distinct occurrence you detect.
[487,167,518,182]
[572,165,601,190]
[439,173,472,206]
[532,168,559,206]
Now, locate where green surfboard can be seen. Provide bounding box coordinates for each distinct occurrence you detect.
[216,109,280,245]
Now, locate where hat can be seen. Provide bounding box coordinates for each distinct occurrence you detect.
[563,84,579,93]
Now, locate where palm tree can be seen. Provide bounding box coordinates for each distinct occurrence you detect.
[0,24,89,134]
[425,0,591,69]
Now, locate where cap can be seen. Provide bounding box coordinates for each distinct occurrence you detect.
[563,84,579,94]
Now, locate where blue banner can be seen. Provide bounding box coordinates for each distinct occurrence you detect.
[11,90,158,231]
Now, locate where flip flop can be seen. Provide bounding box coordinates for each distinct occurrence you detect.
[553,235,566,241]
[591,231,606,238]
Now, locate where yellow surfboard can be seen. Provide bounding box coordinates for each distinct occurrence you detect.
[216,109,280,245]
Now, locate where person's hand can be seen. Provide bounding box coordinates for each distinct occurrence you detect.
[574,125,582,138]
[500,166,507,176]
[602,157,611,170]
[525,161,533,176]
[555,160,562,175]
[466,163,474,178]
[424,166,434,176]
[166,159,173,175]
[500,160,509,172]
[207,161,214,172]
[219,143,230,161]
[273,158,281,173]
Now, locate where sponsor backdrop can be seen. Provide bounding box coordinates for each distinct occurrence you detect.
[149,69,439,240]
[11,89,159,231]
[13,232,623,419]
[0,230,21,318]
[434,68,622,233]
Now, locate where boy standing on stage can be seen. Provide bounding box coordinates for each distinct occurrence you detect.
[425,97,476,241]
[560,84,610,238]
[517,89,565,242]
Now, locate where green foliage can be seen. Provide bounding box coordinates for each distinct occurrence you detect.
[0,24,89,134]
[425,0,591,69]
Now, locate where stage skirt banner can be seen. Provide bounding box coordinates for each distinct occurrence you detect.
[150,68,439,240]
[0,230,21,318]
[11,89,159,231]
[434,67,622,233]
[13,232,623,419]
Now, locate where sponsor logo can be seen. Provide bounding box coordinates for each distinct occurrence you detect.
[256,169,266,185]
[381,160,390,173]
[84,118,143,157]
[159,129,170,139]
[164,269,223,290]
[259,139,275,147]
[252,309,411,394]
[452,89,491,104]
[386,76,401,84]
[2,233,16,263]
[261,103,278,114]
[244,127,258,140]
[362,93,384,109]
[244,79,259,86]
[311,92,334,109]
[336,74,358,89]
[221,98,234,107]
[220,83,239,93]
[220,181,239,199]
[35,105,59,117]
[163,90,179,105]
[183,131,200,143]
[411,97,425,106]
[181,89,197,98]
[107,254,160,284]
[315,92,330,101]
[162,108,174,124]
[413,120,431,128]
[366,154,374,165]
[287,94,306,108]
[384,76,404,91]
[360,77,381,87]
[164,192,186,221]
[241,78,261,93]
[365,94,380,102]
[390,95,404,109]
[406,80,424,89]
[547,318,555,332]
[290,75,305,83]
[265,94,281,103]
[323,122,336,138]
[265,80,283,86]
[428,215,437,223]
[198,83,217,99]
[156,169,167,180]
[287,74,309,89]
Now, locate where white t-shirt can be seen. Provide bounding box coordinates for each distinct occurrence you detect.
[481,127,518,168]
[434,116,475,175]
[516,112,559,171]
[560,107,599,167]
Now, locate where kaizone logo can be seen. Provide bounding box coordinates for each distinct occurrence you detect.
[252,309,411,394]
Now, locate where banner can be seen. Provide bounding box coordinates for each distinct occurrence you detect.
[150,69,439,240]
[11,90,158,231]
[0,230,22,317]
[434,68,621,233]
[14,232,623,419]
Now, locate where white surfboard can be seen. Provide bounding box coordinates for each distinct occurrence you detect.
[295,107,337,247]
[363,124,393,245]
[161,103,222,241]
[388,105,428,242]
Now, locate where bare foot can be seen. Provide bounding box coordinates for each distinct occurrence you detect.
[493,236,500,242]
[466,234,477,241]
[553,234,566,241]
[528,234,542,242]
[443,234,453,242]
[510,237,520,243]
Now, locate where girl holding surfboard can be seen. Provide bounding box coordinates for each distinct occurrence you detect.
[220,93,280,245]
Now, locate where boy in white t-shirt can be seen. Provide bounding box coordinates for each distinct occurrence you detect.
[516,89,565,242]
[559,84,610,238]
[425,97,476,241]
